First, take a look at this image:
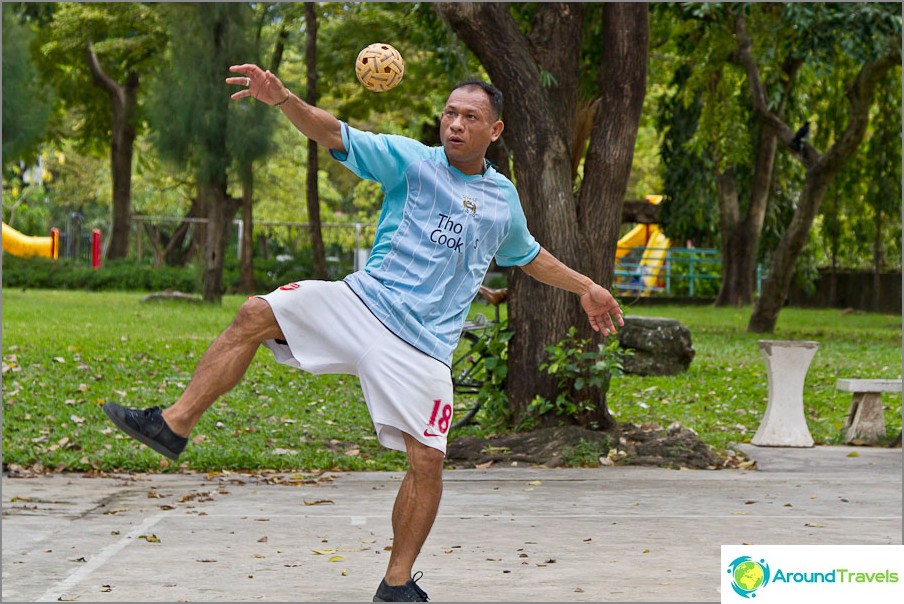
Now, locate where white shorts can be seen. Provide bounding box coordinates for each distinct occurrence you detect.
[258,280,453,454]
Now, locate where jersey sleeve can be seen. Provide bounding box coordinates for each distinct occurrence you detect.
[494,188,541,267]
[329,122,427,191]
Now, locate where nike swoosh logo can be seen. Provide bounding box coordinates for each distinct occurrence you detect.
[423,429,442,438]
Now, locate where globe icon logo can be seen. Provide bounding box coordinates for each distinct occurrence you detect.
[727,556,771,598]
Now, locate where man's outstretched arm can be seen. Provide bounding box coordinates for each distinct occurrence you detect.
[227,63,345,153]
[519,247,624,335]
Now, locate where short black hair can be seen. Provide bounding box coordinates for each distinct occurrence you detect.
[451,78,503,121]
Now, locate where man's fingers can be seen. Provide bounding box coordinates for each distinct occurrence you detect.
[229,63,258,74]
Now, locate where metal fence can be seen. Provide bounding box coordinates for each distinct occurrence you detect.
[128,217,735,297]
[614,247,723,297]
[129,216,377,276]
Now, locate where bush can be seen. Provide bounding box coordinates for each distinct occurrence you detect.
[1,256,200,292]
[529,327,627,421]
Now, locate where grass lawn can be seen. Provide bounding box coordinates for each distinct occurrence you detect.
[609,302,902,454]
[2,289,901,473]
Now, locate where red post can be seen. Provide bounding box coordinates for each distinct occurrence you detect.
[91,229,102,269]
[50,228,60,260]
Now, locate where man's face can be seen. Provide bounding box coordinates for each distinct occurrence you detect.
[439,86,504,175]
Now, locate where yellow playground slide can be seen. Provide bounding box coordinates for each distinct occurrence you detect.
[2,222,59,259]
[615,195,670,293]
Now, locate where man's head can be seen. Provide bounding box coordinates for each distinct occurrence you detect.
[452,79,504,120]
[440,79,505,175]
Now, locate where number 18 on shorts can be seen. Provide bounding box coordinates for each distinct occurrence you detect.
[424,399,453,438]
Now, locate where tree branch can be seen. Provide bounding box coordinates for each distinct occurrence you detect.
[736,15,900,174]
[820,49,901,174]
[85,42,123,105]
[733,15,814,167]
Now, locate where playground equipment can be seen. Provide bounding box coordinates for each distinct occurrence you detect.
[615,195,671,294]
[2,222,102,268]
[2,222,60,259]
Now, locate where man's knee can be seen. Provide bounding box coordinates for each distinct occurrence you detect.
[232,297,284,342]
[405,436,445,480]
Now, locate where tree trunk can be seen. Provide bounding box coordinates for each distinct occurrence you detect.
[735,15,900,333]
[575,3,649,429]
[85,44,137,260]
[305,2,329,281]
[199,4,239,304]
[201,181,240,303]
[872,207,883,312]
[579,3,649,290]
[747,176,831,332]
[436,2,583,426]
[164,194,204,267]
[436,2,648,430]
[715,130,776,306]
[239,165,256,292]
[714,167,742,305]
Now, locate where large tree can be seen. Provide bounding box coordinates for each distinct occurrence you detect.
[435,3,648,429]
[304,2,329,280]
[34,3,165,259]
[237,2,302,293]
[734,5,901,332]
[150,3,275,303]
[654,5,798,307]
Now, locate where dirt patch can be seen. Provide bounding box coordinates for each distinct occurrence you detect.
[446,422,733,470]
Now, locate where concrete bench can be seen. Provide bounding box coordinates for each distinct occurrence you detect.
[836,379,902,444]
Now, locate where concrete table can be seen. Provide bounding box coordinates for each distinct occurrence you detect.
[751,340,819,447]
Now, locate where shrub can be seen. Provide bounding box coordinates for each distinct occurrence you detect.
[1,256,200,292]
[529,327,628,420]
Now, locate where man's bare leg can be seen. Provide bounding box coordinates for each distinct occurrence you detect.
[162,297,284,437]
[383,433,445,585]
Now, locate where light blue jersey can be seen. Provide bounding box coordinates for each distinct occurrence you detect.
[330,123,540,365]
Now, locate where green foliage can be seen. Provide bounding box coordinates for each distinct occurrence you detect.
[468,322,514,430]
[1,257,200,293]
[530,327,627,420]
[2,5,54,166]
[656,65,719,247]
[149,3,274,183]
[1,180,53,236]
[33,2,165,152]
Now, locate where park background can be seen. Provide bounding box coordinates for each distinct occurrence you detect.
[2,2,902,474]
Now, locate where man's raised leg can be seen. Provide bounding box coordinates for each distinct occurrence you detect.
[103,297,284,457]
[162,297,284,436]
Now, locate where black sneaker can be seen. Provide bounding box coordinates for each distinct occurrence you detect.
[373,571,429,602]
[102,403,187,461]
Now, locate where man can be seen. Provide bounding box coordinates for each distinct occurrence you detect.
[103,63,624,602]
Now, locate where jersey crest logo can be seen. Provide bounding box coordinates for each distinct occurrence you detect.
[462,196,478,217]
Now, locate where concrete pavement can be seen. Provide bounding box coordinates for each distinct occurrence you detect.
[2,445,901,602]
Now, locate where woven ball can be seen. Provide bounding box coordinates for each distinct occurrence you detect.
[355,43,405,92]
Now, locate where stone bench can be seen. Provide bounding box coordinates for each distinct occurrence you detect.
[836,378,902,444]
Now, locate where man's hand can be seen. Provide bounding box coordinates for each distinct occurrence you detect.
[581,284,624,335]
[226,64,290,106]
